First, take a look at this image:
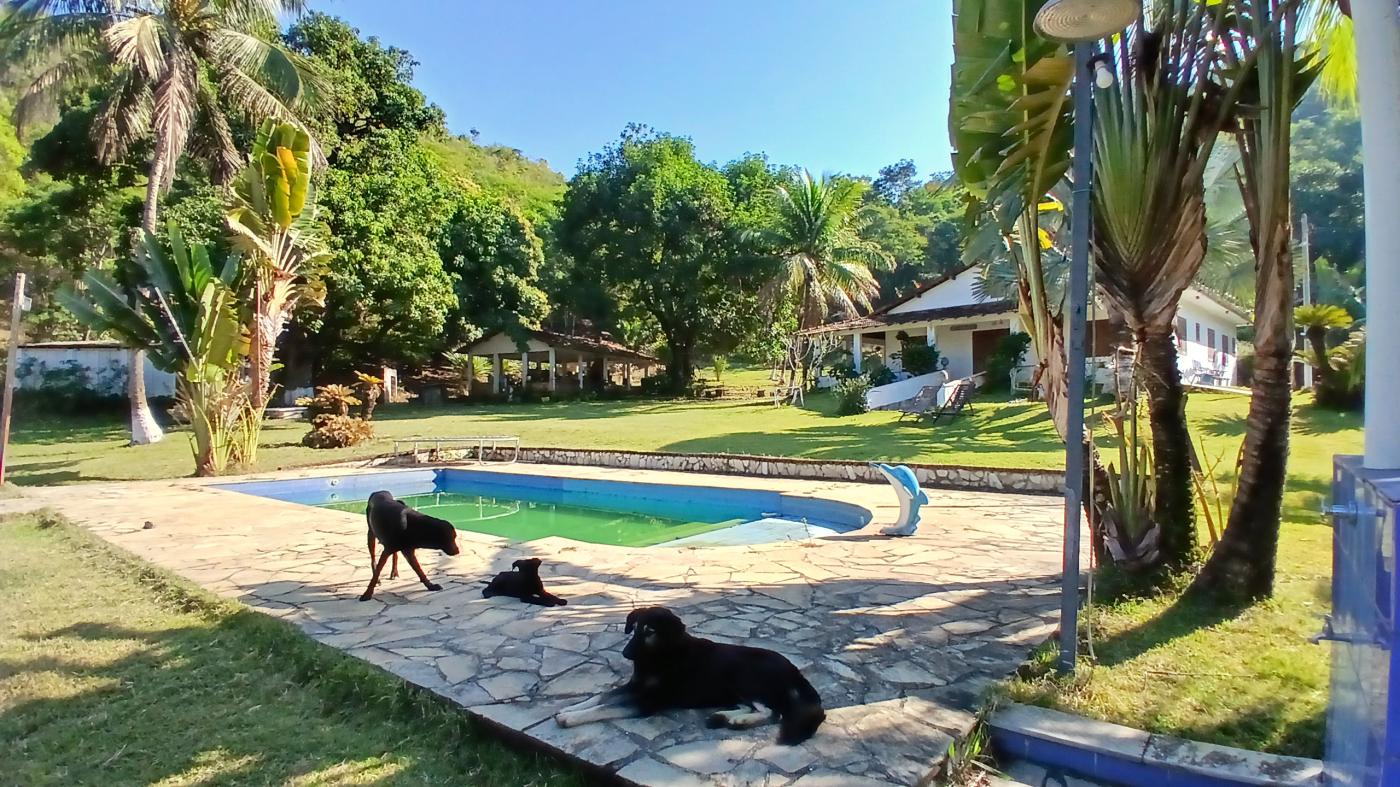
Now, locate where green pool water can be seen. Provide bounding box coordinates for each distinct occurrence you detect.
[325,491,741,547]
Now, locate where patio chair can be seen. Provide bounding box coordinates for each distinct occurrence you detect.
[929,379,975,424]
[896,384,943,422]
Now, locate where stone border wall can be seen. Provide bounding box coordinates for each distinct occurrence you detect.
[412,445,1065,495]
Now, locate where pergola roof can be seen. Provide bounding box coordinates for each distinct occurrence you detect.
[797,300,1017,336]
[465,329,659,364]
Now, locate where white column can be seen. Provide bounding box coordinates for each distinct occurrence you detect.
[624,363,632,387]
[851,332,862,370]
[548,348,556,392]
[884,329,901,372]
[491,353,501,393]
[577,352,585,387]
[464,353,473,396]
[602,355,609,385]
[926,325,936,346]
[1358,0,1400,469]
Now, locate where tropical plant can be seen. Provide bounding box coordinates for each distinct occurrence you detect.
[226,120,330,412]
[1099,395,1160,572]
[898,342,939,376]
[1192,0,1323,601]
[0,0,322,445]
[302,413,373,448]
[768,170,893,330]
[833,375,871,416]
[352,371,381,420]
[1296,304,1361,408]
[710,354,728,382]
[984,332,1033,393]
[58,225,250,476]
[295,383,359,417]
[1087,0,1257,568]
[952,0,1124,558]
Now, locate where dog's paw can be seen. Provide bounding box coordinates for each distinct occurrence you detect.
[426,582,443,592]
[358,592,374,602]
[553,713,574,728]
[705,712,729,729]
[554,597,568,606]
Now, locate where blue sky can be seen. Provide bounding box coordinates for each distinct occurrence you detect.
[317,1,953,180]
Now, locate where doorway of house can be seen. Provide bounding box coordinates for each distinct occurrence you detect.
[971,327,1010,373]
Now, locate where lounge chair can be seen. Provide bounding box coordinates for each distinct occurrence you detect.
[896,385,943,422]
[930,379,975,423]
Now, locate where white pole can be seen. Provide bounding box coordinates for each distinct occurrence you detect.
[852,332,862,370]
[577,352,585,388]
[1300,215,1313,390]
[548,347,556,392]
[1356,0,1400,469]
[491,353,501,394]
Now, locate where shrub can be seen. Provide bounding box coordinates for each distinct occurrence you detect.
[296,384,360,417]
[984,333,1033,392]
[866,362,896,388]
[352,372,382,420]
[301,413,374,448]
[710,355,728,381]
[834,376,871,415]
[898,342,940,376]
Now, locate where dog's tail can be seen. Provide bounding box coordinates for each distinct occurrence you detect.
[776,673,825,745]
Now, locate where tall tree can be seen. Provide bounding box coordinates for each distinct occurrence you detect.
[1192,0,1320,600]
[0,0,321,444]
[439,186,550,345]
[767,170,891,333]
[558,128,755,390]
[1087,0,1247,568]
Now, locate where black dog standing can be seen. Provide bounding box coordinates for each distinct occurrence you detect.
[362,491,460,601]
[482,557,568,606]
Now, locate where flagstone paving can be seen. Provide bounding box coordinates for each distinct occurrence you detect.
[20,462,1067,786]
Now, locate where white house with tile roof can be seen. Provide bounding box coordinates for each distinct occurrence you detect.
[801,262,1251,394]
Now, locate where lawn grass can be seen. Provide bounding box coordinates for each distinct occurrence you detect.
[1004,395,1356,758]
[6,390,1069,486]
[0,513,585,786]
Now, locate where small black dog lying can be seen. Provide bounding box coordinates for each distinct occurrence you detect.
[554,606,825,744]
[361,491,460,601]
[482,557,567,606]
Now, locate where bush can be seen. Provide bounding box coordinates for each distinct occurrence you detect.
[898,342,940,376]
[834,376,871,415]
[710,355,728,381]
[984,333,1033,392]
[301,413,374,448]
[866,362,896,388]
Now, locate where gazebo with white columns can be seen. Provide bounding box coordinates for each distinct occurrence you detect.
[462,328,659,397]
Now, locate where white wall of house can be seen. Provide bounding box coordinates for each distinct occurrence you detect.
[931,324,978,379]
[1175,291,1246,384]
[888,271,982,314]
[15,344,176,398]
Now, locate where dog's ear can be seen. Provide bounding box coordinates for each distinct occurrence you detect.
[625,608,642,634]
[653,609,686,638]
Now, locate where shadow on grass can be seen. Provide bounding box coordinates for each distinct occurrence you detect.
[1196,414,1248,438]
[1090,592,1250,668]
[1,526,590,787]
[1293,402,1362,437]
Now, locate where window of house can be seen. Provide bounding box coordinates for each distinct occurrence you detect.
[1176,318,1186,341]
[1208,328,1216,349]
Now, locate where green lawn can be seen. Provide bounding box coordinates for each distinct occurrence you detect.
[7,391,1072,486]
[1006,397,1356,758]
[3,388,1359,759]
[0,513,582,786]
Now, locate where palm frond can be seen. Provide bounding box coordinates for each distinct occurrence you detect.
[210,27,325,110]
[150,46,197,189]
[215,65,325,164]
[103,12,166,78]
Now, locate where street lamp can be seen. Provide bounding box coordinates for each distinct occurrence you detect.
[1032,0,1133,675]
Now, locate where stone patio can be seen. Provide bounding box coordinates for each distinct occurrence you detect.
[21,462,1067,786]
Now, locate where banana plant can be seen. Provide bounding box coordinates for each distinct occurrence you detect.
[226,119,330,412]
[952,0,1076,439]
[60,226,248,476]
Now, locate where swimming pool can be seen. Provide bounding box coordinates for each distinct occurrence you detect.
[215,468,871,547]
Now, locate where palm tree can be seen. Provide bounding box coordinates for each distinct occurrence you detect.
[1087,0,1253,568]
[0,0,322,444]
[766,170,891,384]
[1191,0,1318,601]
[769,170,892,332]
[1295,303,1353,398]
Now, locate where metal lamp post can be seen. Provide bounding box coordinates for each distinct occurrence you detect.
[1032,0,1136,674]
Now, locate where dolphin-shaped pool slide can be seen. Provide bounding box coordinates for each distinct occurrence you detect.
[870,462,928,536]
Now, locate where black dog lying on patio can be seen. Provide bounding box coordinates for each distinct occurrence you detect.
[553,606,825,744]
[482,557,567,606]
[361,491,460,601]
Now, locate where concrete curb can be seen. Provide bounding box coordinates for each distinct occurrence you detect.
[989,703,1324,787]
